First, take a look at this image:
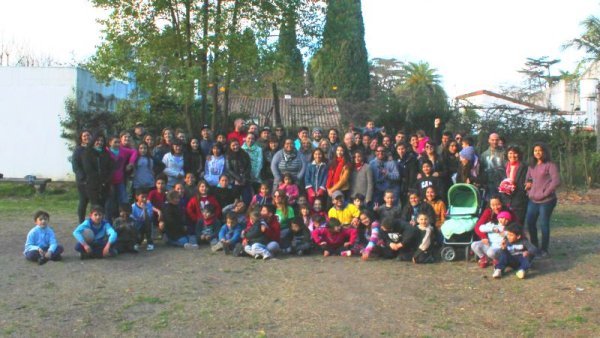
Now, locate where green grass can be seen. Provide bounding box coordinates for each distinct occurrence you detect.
[0,182,78,215]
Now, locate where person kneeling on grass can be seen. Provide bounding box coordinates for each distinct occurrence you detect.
[493,223,531,279]
[312,218,357,257]
[281,217,313,256]
[161,191,198,249]
[243,210,273,260]
[212,212,243,254]
[73,205,117,259]
[113,204,139,253]
[24,210,64,265]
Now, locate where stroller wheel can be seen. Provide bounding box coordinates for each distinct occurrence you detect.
[441,246,456,262]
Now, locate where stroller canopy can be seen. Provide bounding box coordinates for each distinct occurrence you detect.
[447,183,480,215]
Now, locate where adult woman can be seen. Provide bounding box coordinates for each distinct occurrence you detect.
[184,138,204,181]
[305,148,328,206]
[271,138,306,191]
[442,140,460,187]
[261,136,279,184]
[525,142,560,257]
[204,143,226,187]
[349,150,373,206]
[395,142,418,207]
[152,128,174,175]
[225,139,252,205]
[72,130,91,222]
[318,139,332,161]
[358,210,381,261]
[420,140,445,178]
[273,189,295,237]
[399,192,436,228]
[242,133,263,190]
[326,145,352,198]
[500,145,528,224]
[81,134,112,209]
[473,195,517,266]
[143,134,155,151]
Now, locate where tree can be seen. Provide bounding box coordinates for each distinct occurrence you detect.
[393,62,449,133]
[310,0,369,101]
[273,5,305,96]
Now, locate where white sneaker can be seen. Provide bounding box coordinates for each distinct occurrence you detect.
[133,244,140,252]
[146,244,155,251]
[516,269,526,279]
[183,243,194,249]
[492,269,502,279]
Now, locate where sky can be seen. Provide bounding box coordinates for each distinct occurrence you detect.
[1,0,599,97]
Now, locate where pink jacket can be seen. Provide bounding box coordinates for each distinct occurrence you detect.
[278,183,299,205]
[311,227,357,249]
[108,146,137,185]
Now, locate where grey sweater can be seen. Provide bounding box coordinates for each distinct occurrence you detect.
[349,164,374,203]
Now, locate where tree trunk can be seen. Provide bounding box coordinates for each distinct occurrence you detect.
[597,83,600,152]
[223,0,240,123]
[184,0,195,135]
[200,0,209,126]
[210,0,223,131]
[272,82,281,127]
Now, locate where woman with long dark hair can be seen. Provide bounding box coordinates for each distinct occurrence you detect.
[72,130,91,222]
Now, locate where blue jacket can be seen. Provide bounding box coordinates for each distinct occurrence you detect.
[218,223,243,244]
[73,219,118,244]
[369,158,400,192]
[304,161,328,191]
[131,202,155,222]
[24,225,59,254]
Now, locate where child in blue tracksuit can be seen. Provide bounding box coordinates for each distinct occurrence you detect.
[131,190,162,251]
[73,206,118,259]
[211,212,243,253]
[24,210,64,265]
[493,223,531,279]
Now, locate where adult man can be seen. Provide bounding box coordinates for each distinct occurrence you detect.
[311,127,323,148]
[342,132,357,154]
[256,126,271,151]
[369,145,400,205]
[132,122,145,148]
[199,124,214,157]
[227,118,247,145]
[480,133,506,198]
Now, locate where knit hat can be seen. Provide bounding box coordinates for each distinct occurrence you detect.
[459,146,475,162]
[312,127,322,133]
[497,211,512,221]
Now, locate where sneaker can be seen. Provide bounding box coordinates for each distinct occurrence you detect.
[341,250,352,257]
[184,243,199,250]
[492,269,502,279]
[516,270,526,279]
[478,256,488,268]
[296,250,304,256]
[133,244,140,252]
[38,256,49,266]
[211,241,224,252]
[146,244,155,251]
[263,254,272,260]
[254,254,261,259]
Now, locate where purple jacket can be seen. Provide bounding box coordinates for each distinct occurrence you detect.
[108,146,137,185]
[526,162,560,203]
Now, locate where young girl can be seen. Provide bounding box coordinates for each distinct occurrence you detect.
[186,180,222,225]
[299,204,312,229]
[162,140,185,190]
[278,173,299,205]
[106,135,137,221]
[424,186,447,245]
[204,143,226,187]
[273,189,295,237]
[472,211,512,267]
[195,204,222,245]
[311,218,357,257]
[132,142,155,193]
[358,211,380,261]
[416,160,442,200]
[250,183,272,207]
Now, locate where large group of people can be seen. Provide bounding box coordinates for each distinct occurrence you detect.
[24,118,561,279]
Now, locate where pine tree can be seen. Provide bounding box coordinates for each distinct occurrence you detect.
[274,8,305,96]
[311,0,369,101]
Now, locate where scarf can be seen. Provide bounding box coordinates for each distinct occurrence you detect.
[354,162,363,171]
[506,161,519,182]
[326,156,346,189]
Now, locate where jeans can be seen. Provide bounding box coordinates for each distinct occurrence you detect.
[495,251,530,271]
[244,243,272,258]
[134,220,154,245]
[526,198,557,252]
[75,241,117,258]
[105,183,127,221]
[77,183,89,223]
[166,235,197,247]
[25,245,64,261]
[471,241,501,259]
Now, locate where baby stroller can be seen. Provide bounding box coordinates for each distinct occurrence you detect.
[439,184,481,262]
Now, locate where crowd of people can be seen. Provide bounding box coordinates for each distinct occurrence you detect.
[24,118,561,279]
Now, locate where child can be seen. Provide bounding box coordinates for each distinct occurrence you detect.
[378,217,417,260]
[147,174,168,239]
[186,180,222,225]
[412,213,435,264]
[299,204,312,229]
[131,190,162,251]
[472,211,512,268]
[312,218,357,257]
[113,204,139,253]
[212,212,243,253]
[311,198,328,220]
[24,210,63,265]
[212,175,237,214]
[424,186,447,245]
[278,173,299,205]
[195,204,222,245]
[309,214,327,232]
[183,173,197,200]
[295,195,308,209]
[357,211,380,261]
[161,191,198,249]
[250,182,272,207]
[243,210,273,260]
[282,217,313,255]
[352,193,367,212]
[493,223,531,279]
[374,190,401,221]
[73,206,118,259]
[132,142,155,193]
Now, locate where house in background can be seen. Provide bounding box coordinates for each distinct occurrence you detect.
[224,96,342,131]
[0,67,131,180]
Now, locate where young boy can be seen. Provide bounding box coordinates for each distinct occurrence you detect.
[131,190,162,251]
[24,210,64,265]
[195,204,222,245]
[312,218,357,257]
[282,217,313,256]
[352,193,367,212]
[113,204,139,253]
[162,191,198,249]
[73,206,118,259]
[148,174,168,239]
[412,213,435,264]
[378,217,417,260]
[493,223,531,279]
[243,210,273,260]
[183,172,197,200]
[374,190,401,221]
[212,212,243,253]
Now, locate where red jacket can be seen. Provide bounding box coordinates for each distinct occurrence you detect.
[227,130,247,145]
[312,227,357,249]
[475,208,517,240]
[186,195,222,223]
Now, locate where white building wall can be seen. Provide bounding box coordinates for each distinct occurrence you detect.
[0,67,130,180]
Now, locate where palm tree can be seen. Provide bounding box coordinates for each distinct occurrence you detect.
[394,62,449,132]
[564,16,600,61]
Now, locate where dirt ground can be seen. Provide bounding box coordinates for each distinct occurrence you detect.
[0,192,599,337]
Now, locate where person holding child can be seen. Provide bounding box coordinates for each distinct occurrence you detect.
[24,211,64,265]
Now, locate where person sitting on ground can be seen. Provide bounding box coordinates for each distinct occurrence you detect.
[472,210,512,268]
[161,191,198,249]
[399,192,436,228]
[378,217,417,260]
[312,218,358,257]
[212,212,243,254]
[281,217,313,256]
[73,206,118,259]
[195,204,222,245]
[113,204,139,253]
[412,212,435,264]
[243,210,273,260]
[492,223,531,279]
[24,210,64,265]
